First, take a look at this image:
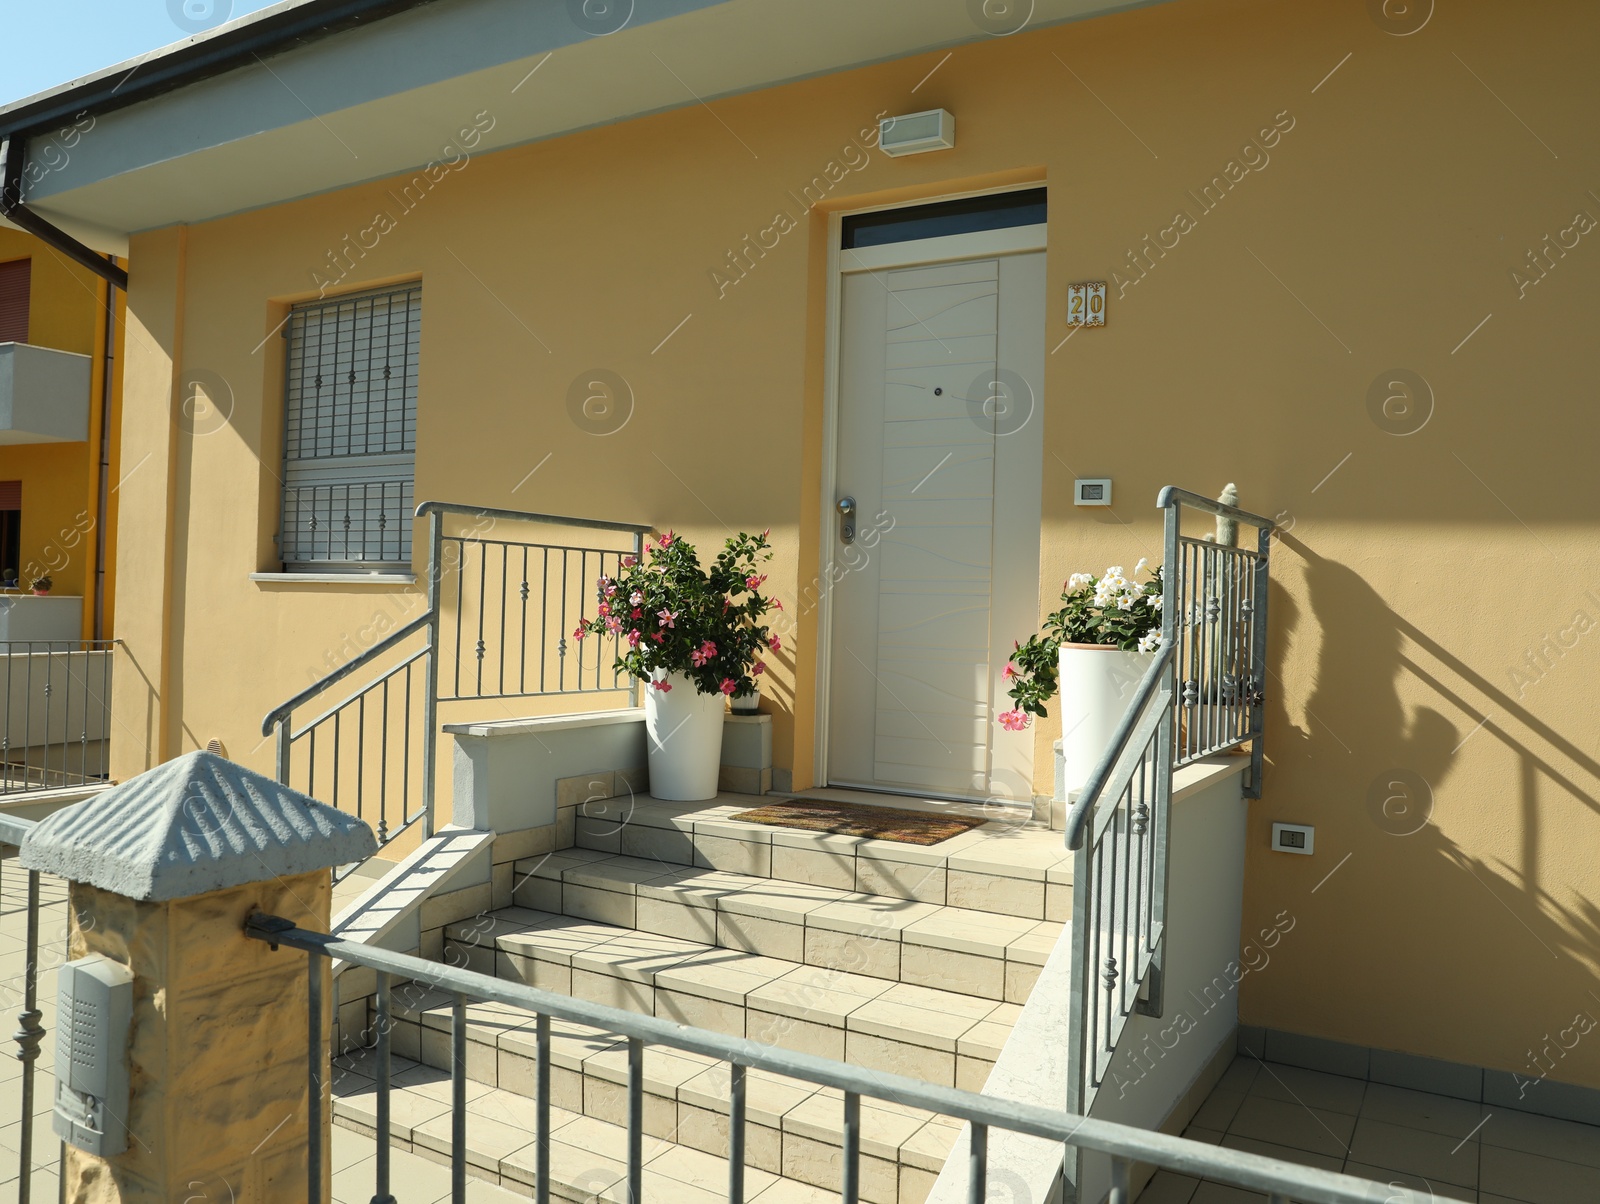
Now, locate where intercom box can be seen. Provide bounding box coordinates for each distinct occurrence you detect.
[53,954,133,1157]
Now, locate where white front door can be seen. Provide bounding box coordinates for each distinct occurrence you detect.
[825,230,1044,802]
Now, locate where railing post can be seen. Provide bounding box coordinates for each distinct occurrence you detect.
[1247,522,1271,799]
[630,528,645,710]
[1063,832,1091,1197]
[274,716,291,787]
[17,749,376,1204]
[422,508,444,839]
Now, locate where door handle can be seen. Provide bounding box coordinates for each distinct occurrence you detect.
[837,496,856,544]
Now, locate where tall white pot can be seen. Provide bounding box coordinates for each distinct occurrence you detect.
[645,671,726,801]
[1058,644,1153,794]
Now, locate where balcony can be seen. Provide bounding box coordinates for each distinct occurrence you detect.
[0,341,91,443]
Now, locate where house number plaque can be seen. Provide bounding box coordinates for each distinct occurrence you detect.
[1066,281,1107,327]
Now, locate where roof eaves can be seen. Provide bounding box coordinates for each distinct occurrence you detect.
[0,0,450,139]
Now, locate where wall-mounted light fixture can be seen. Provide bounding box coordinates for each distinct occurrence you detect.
[879,109,956,157]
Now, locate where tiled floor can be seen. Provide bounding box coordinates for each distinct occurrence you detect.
[1139,1056,1600,1204]
[333,1123,527,1204]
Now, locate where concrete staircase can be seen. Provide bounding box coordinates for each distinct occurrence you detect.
[331,796,1073,1204]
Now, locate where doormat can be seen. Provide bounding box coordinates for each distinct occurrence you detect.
[728,800,987,846]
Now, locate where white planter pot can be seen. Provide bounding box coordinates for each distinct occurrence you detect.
[645,671,726,801]
[1057,644,1153,794]
[731,683,760,715]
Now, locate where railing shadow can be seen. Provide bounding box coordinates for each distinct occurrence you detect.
[1268,533,1600,1083]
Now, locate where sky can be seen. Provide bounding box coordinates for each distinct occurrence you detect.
[0,0,284,107]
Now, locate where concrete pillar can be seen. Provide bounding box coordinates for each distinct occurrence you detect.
[19,750,376,1204]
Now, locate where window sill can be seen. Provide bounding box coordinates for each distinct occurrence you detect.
[250,572,417,586]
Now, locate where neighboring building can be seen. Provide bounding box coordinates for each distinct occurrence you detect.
[2,0,1597,1199]
[0,224,124,791]
[0,225,123,637]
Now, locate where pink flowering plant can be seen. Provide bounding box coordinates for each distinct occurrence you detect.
[575,530,783,698]
[997,560,1164,731]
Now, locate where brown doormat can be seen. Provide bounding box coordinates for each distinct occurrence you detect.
[728,800,987,845]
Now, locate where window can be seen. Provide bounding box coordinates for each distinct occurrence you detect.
[841,188,1047,250]
[279,284,420,571]
[0,482,18,586]
[0,259,30,344]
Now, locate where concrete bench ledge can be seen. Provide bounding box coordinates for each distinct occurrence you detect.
[443,707,644,738]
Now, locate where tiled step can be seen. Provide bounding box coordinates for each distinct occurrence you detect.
[333,1046,940,1204]
[506,849,1059,1004]
[571,796,1073,922]
[355,989,973,1204]
[433,908,1017,1092]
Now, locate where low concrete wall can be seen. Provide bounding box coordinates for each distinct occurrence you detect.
[1076,760,1249,1203]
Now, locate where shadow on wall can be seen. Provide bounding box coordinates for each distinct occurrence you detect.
[1252,533,1600,1085]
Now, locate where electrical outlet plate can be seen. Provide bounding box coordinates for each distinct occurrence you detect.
[1271,822,1314,855]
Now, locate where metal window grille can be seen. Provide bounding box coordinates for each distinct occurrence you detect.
[280,284,421,569]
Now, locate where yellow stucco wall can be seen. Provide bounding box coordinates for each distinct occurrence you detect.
[0,228,124,630]
[112,0,1600,1086]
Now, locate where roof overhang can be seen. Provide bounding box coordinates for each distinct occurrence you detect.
[0,0,1169,247]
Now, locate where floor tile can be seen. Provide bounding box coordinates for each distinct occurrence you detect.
[1345,1116,1478,1189]
[1245,1061,1367,1117]
[1220,1131,1341,1172]
[1479,1143,1600,1204]
[1187,1183,1265,1203]
[1135,1170,1199,1203]
[1478,1105,1600,1170]
[1357,1082,1486,1139]
[1224,1094,1355,1160]
[1340,1162,1472,1203]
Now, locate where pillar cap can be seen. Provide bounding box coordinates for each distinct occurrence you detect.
[19,750,378,901]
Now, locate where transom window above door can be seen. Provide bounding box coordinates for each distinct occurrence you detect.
[278,284,421,572]
[841,188,1047,250]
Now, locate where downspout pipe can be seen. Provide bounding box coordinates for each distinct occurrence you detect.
[0,137,128,290]
[93,255,118,640]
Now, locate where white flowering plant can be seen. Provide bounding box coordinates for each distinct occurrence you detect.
[998,560,1164,731]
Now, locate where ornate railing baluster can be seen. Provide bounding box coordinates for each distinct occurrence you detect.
[13,868,42,1204]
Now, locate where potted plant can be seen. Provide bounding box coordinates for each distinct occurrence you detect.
[998,560,1163,793]
[578,530,782,800]
[29,575,51,596]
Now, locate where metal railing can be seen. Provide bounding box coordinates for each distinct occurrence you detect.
[0,640,116,794]
[0,810,60,1204]
[1163,487,1271,777]
[1065,489,1275,1125]
[246,911,1422,1204]
[262,503,649,859]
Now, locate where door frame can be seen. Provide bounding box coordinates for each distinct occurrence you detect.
[812,185,1048,793]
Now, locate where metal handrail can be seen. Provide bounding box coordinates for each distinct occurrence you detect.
[1155,485,1276,529]
[1065,487,1276,1147]
[248,913,1424,1204]
[1063,642,1174,851]
[260,612,431,737]
[262,501,650,851]
[413,499,653,536]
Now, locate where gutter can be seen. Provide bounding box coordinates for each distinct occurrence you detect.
[0,0,451,292]
[0,137,128,288]
[0,0,451,138]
